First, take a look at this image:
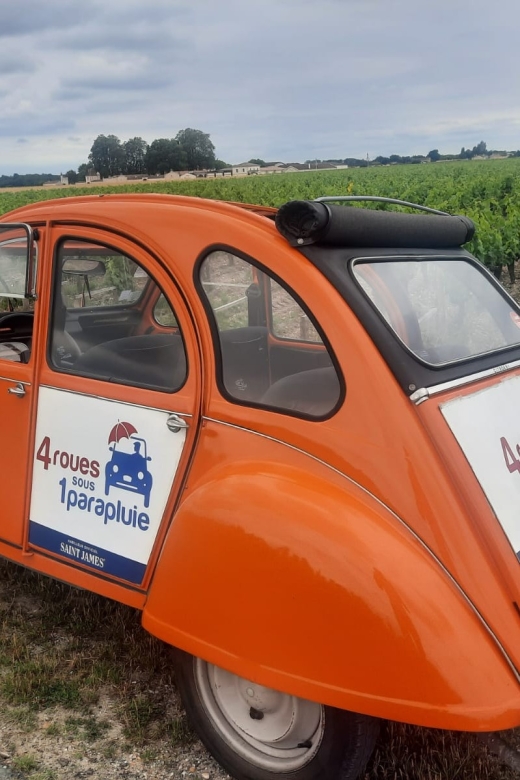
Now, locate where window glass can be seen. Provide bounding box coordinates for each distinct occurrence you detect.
[50,239,186,392]
[353,259,520,364]
[154,294,178,327]
[200,251,251,330]
[270,279,323,343]
[200,250,341,417]
[60,248,148,309]
[0,226,31,299]
[0,229,36,364]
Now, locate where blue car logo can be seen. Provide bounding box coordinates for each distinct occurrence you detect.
[104,422,153,508]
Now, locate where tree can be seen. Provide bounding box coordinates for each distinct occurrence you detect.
[473,140,487,157]
[65,169,78,184]
[145,139,187,175]
[88,134,125,178]
[77,163,89,182]
[175,128,216,170]
[248,158,265,166]
[428,149,441,162]
[123,137,148,175]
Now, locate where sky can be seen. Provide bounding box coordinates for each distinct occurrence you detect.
[1,0,519,174]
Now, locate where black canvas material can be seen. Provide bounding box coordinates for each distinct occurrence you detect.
[275,200,475,248]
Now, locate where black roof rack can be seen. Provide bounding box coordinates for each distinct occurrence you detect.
[275,197,475,249]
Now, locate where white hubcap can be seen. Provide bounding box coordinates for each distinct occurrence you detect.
[195,660,325,771]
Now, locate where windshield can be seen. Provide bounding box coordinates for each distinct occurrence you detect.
[352,258,520,365]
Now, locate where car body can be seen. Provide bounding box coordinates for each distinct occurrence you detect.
[1,193,520,779]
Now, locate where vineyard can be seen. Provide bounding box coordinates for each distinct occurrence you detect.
[1,158,520,272]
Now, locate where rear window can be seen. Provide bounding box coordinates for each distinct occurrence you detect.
[352,258,520,365]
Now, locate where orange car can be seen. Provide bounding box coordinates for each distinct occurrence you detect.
[1,193,520,780]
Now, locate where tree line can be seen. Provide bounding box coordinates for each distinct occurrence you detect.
[312,141,520,169]
[3,136,520,189]
[65,128,229,183]
[0,173,61,188]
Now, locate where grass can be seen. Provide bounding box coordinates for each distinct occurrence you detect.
[0,557,518,778]
[0,557,188,750]
[366,722,518,780]
[12,754,39,773]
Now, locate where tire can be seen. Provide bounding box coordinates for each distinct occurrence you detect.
[173,650,379,780]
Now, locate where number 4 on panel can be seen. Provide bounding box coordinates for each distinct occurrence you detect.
[500,436,520,474]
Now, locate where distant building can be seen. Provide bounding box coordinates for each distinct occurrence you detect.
[231,163,260,175]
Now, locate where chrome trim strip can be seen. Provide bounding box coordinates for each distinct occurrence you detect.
[203,414,520,683]
[0,376,30,386]
[314,196,450,216]
[410,360,520,404]
[39,385,192,418]
[352,253,461,262]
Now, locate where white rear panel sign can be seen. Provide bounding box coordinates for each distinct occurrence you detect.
[441,373,520,557]
[29,387,186,584]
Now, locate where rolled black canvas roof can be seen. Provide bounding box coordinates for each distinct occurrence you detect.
[275,200,475,248]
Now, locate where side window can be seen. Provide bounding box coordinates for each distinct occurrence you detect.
[199,250,341,418]
[0,228,37,365]
[49,240,187,392]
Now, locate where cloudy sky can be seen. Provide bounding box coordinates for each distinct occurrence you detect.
[1,0,519,174]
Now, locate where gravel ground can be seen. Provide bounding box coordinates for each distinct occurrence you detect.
[0,691,231,780]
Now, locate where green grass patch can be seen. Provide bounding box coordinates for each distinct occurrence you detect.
[12,753,39,773]
[4,705,37,731]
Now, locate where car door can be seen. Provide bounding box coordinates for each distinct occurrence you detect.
[27,226,201,589]
[0,225,38,548]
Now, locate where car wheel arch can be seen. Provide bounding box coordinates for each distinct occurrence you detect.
[143,462,520,730]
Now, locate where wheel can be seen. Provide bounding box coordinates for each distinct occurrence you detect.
[173,650,379,780]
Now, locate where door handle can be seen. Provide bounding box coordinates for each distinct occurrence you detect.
[166,414,189,433]
[8,383,26,398]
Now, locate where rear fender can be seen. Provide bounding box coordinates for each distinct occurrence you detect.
[143,462,520,730]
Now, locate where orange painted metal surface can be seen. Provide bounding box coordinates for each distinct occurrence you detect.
[1,193,520,733]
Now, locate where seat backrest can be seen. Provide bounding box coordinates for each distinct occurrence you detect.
[219,326,270,401]
[74,333,186,391]
[261,366,341,417]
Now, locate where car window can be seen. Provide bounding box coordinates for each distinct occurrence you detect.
[353,258,520,364]
[199,250,341,418]
[0,229,36,364]
[49,239,187,392]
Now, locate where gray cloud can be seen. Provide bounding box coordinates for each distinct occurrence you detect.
[0,55,37,75]
[1,0,520,173]
[0,1,100,37]
[0,117,76,139]
[58,72,172,93]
